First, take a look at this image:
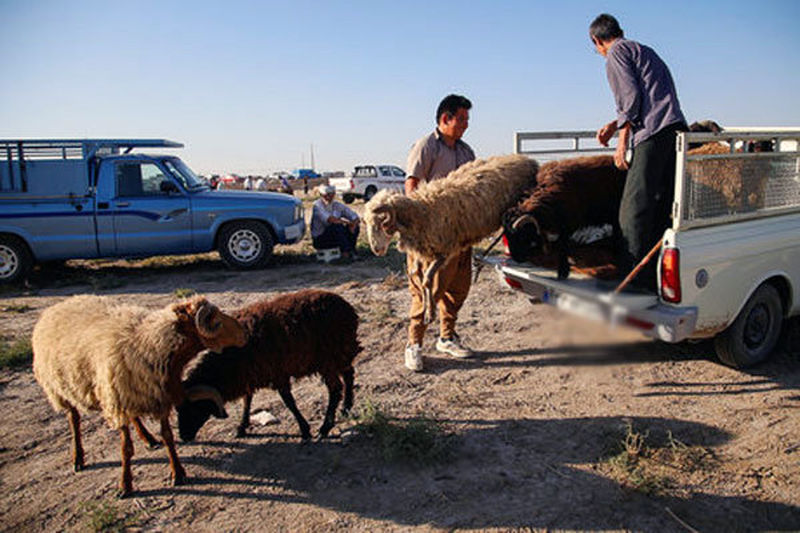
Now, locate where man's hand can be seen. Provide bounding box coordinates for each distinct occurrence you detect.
[596,120,618,147]
[405,176,420,196]
[613,122,631,170]
[613,144,629,170]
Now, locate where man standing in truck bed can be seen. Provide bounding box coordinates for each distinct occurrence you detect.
[403,94,476,372]
[591,13,687,289]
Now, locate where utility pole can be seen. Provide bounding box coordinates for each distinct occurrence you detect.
[310,143,315,171]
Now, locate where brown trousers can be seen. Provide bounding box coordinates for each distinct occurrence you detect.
[407,249,472,345]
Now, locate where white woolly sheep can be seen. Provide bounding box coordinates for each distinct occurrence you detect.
[364,154,539,319]
[32,294,247,497]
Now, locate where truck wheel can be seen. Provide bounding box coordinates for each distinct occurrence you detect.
[714,283,783,368]
[364,186,377,202]
[0,235,33,284]
[217,221,274,270]
[342,194,355,204]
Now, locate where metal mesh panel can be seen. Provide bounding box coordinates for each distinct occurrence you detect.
[683,153,800,222]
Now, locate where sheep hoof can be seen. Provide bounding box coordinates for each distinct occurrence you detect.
[173,475,187,487]
[116,488,132,499]
[234,427,248,438]
[147,442,162,451]
[73,463,85,473]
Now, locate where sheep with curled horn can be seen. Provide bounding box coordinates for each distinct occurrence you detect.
[364,153,539,322]
[502,155,627,279]
[32,294,246,497]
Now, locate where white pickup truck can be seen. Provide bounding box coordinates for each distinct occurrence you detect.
[329,164,406,203]
[488,128,800,368]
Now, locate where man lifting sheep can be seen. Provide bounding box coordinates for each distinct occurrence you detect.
[403,94,476,371]
[591,13,687,290]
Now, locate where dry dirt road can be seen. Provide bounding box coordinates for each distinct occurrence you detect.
[1,247,799,532]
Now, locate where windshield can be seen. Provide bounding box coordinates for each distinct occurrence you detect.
[164,158,207,190]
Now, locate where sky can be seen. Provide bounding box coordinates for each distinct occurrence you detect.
[1,0,798,176]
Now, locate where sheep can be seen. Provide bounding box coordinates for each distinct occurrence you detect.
[363,153,539,320]
[177,289,361,442]
[32,294,247,497]
[501,155,627,279]
[685,121,771,216]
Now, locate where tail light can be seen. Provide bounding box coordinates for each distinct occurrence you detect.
[660,247,681,303]
[349,179,355,189]
[501,234,511,256]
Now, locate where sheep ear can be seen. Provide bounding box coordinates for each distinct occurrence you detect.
[195,301,222,335]
[380,213,396,234]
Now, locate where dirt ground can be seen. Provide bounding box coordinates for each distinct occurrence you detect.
[1,227,799,531]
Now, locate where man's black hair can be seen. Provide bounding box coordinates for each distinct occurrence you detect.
[589,14,623,42]
[436,94,472,124]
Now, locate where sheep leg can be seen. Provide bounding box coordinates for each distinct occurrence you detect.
[159,415,186,486]
[277,384,311,441]
[556,236,571,280]
[118,425,134,498]
[319,374,343,439]
[341,366,355,415]
[66,405,85,472]
[133,417,160,450]
[235,394,253,438]
[422,256,446,324]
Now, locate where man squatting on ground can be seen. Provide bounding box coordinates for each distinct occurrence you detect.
[591,13,687,289]
[311,184,360,261]
[403,94,476,371]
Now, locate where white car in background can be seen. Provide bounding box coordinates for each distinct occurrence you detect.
[329,164,406,203]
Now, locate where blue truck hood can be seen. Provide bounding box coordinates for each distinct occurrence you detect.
[196,189,297,203]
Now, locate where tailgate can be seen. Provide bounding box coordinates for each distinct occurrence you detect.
[484,256,698,342]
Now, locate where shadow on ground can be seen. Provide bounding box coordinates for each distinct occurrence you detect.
[160,415,799,531]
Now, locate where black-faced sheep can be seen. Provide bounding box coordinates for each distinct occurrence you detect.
[363,154,539,319]
[32,294,247,497]
[177,289,361,442]
[501,155,627,279]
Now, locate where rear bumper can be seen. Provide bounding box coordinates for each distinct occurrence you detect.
[491,257,698,343]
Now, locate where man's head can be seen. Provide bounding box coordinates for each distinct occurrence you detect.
[436,94,471,142]
[589,14,623,56]
[318,184,336,202]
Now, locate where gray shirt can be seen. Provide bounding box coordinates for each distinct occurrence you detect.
[311,199,358,239]
[406,129,476,183]
[606,38,685,147]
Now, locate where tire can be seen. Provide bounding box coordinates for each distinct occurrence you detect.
[714,283,783,368]
[342,194,355,204]
[217,221,274,270]
[0,235,33,284]
[364,186,377,202]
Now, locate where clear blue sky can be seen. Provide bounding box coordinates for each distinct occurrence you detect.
[2,0,798,176]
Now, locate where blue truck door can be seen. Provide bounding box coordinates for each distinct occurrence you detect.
[108,161,192,255]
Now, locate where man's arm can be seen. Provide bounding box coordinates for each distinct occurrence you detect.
[614,122,631,170]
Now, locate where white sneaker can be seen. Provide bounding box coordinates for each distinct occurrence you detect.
[436,335,473,359]
[404,343,423,371]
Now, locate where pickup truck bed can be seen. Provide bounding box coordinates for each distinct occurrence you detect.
[494,128,800,368]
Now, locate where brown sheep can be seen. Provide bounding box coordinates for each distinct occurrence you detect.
[177,289,361,442]
[502,155,627,279]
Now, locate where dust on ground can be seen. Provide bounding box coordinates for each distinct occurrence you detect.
[1,234,799,531]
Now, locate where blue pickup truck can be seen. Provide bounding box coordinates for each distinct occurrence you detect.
[0,139,305,283]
